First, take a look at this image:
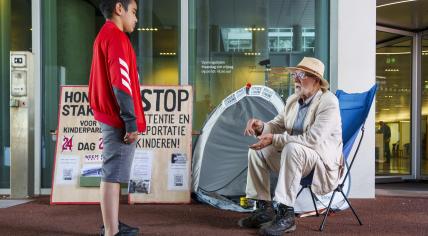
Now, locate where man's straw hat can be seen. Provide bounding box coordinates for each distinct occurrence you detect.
[287,57,329,91]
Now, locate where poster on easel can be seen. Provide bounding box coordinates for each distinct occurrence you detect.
[50,86,193,205]
[50,86,102,204]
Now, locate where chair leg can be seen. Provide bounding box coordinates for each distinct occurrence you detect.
[296,186,305,198]
[339,190,363,225]
[319,190,337,231]
[308,186,319,216]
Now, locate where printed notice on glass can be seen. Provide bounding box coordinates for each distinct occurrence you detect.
[55,155,80,185]
[167,153,188,191]
[129,150,154,194]
[200,60,234,74]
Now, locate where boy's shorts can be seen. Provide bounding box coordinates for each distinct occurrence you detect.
[100,122,136,183]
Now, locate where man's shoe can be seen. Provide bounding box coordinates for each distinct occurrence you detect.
[238,200,274,228]
[100,221,139,236]
[258,202,296,235]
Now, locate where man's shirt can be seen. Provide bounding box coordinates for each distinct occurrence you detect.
[291,90,321,136]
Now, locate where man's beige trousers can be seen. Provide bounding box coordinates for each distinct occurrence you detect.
[246,143,325,207]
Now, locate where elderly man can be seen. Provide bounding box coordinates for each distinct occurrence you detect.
[238,57,343,235]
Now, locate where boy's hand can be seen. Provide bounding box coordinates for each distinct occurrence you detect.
[124,131,138,144]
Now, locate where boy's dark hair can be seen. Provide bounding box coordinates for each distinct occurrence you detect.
[99,0,132,19]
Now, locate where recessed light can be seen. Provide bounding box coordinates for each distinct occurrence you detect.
[376,0,417,8]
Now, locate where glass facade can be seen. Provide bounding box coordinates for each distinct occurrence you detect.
[189,0,329,130]
[4,0,428,190]
[0,0,367,189]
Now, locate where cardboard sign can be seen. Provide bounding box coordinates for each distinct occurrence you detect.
[50,86,193,204]
[129,86,193,203]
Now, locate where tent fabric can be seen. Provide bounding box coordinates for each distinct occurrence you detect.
[198,96,281,196]
[193,190,252,212]
[191,86,283,213]
[192,86,284,194]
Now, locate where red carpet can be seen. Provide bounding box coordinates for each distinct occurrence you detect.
[0,196,427,235]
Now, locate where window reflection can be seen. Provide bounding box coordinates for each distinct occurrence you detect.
[130,0,180,86]
[218,27,316,53]
[190,0,325,130]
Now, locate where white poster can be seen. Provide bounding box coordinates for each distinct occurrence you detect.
[55,155,80,185]
[129,150,154,194]
[167,153,188,191]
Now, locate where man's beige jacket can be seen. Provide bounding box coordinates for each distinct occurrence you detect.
[262,90,343,195]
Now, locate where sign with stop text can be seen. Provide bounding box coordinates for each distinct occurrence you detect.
[129,86,193,204]
[50,85,193,204]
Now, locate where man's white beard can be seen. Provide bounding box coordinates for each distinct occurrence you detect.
[294,85,308,97]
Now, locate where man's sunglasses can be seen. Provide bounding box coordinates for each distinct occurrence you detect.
[290,71,308,80]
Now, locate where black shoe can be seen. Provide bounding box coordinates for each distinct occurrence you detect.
[238,200,274,228]
[100,221,139,236]
[258,202,296,235]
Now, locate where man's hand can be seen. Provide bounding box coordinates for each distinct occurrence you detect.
[244,118,264,136]
[249,133,273,150]
[124,131,139,144]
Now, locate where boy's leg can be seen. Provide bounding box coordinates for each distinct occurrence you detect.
[99,122,133,235]
[99,122,138,235]
[100,181,120,236]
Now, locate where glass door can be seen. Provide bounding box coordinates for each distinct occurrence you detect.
[375,29,413,177]
[40,0,181,188]
[420,33,428,178]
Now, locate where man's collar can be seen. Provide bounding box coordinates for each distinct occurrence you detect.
[298,90,321,106]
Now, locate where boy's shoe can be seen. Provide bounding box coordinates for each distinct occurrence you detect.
[100,221,139,236]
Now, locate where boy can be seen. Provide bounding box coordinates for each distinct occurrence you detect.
[88,0,146,235]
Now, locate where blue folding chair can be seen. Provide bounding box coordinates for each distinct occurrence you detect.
[296,84,377,231]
